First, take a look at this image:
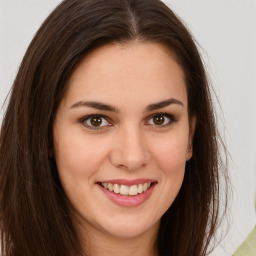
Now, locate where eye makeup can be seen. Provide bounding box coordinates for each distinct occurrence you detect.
[78,111,178,131]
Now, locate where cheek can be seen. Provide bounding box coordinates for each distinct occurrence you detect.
[54,130,109,181]
[151,134,188,175]
[53,132,111,211]
[147,134,188,220]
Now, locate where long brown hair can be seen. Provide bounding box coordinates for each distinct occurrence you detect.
[0,0,228,255]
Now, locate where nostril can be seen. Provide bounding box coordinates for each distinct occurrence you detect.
[109,142,151,171]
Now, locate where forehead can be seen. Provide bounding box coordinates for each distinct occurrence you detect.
[62,42,187,110]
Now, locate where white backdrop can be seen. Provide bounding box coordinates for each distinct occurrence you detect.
[0,1,255,255]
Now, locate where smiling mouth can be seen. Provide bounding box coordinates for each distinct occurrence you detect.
[99,182,155,196]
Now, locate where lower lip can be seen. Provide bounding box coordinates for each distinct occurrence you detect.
[98,183,156,207]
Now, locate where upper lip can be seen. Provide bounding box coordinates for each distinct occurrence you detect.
[97,179,157,186]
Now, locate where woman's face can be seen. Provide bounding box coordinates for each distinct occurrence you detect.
[53,42,195,240]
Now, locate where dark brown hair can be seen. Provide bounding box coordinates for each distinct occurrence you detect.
[0,0,228,255]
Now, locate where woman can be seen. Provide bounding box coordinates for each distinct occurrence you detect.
[0,0,228,255]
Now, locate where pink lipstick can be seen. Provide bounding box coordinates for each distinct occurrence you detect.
[97,179,157,207]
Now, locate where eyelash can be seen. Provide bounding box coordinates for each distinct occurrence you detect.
[79,114,111,130]
[79,112,177,130]
[147,112,177,128]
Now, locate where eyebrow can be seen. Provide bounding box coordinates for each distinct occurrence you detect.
[71,101,119,113]
[70,98,184,113]
[145,98,184,112]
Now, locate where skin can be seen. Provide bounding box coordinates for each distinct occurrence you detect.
[53,42,196,256]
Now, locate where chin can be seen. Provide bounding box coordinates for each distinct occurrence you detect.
[98,215,160,239]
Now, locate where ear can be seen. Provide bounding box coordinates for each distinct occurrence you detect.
[186,115,197,161]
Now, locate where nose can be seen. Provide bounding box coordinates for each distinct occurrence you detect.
[109,126,151,171]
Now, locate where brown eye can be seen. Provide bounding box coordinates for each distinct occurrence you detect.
[147,113,175,127]
[82,115,110,129]
[153,115,165,125]
[90,116,102,126]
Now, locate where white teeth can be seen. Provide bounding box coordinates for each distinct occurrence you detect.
[138,184,143,193]
[120,185,129,195]
[129,185,138,196]
[108,183,113,191]
[113,184,120,193]
[101,182,152,196]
